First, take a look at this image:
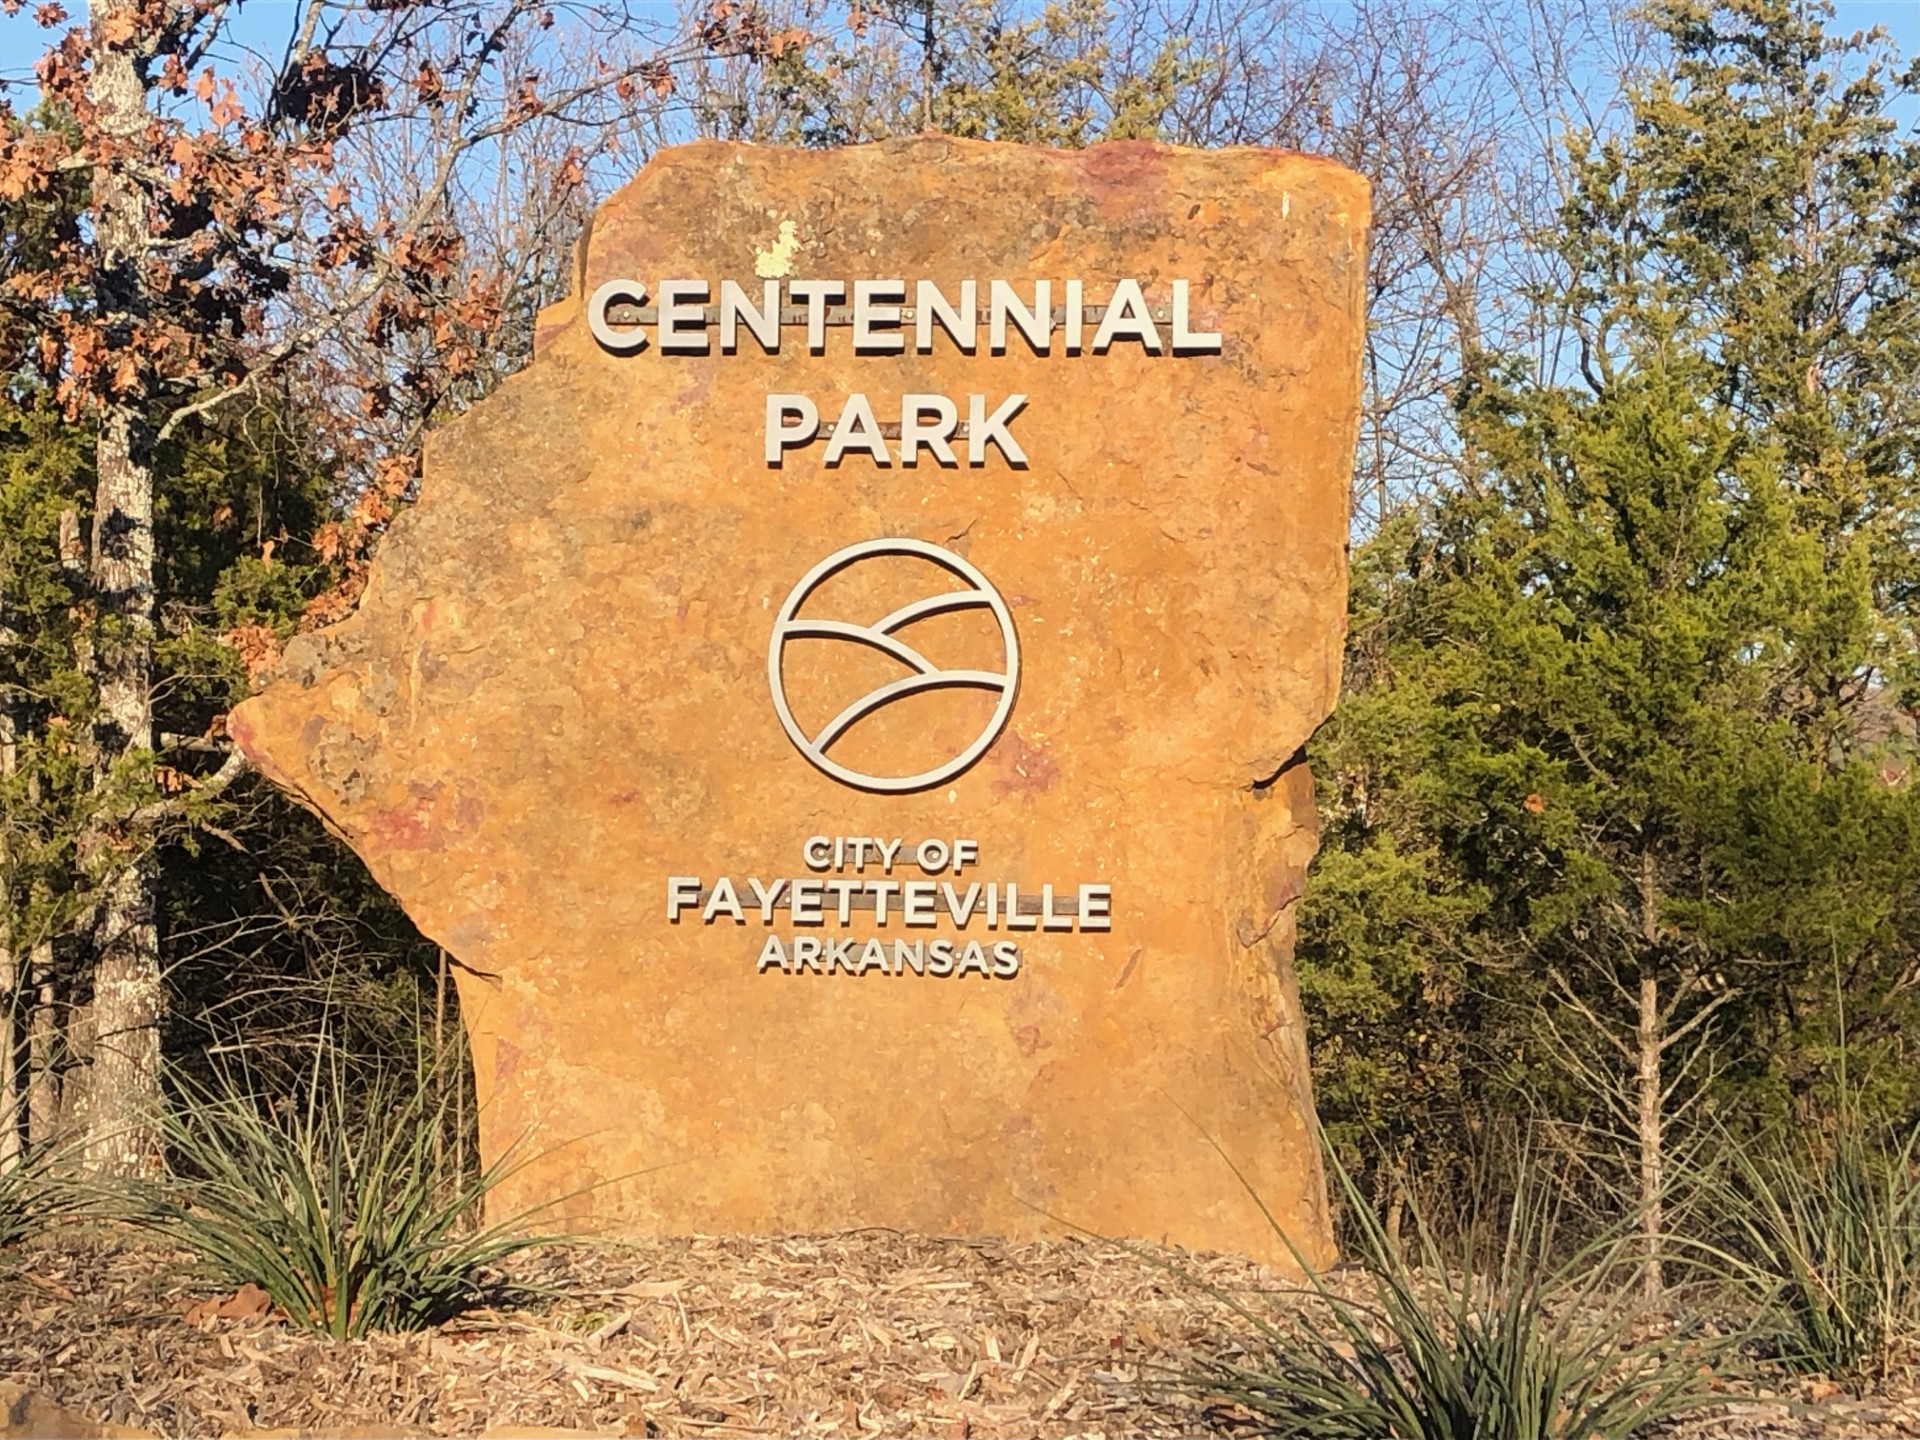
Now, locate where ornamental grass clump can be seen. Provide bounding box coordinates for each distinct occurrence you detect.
[1181,1151,1720,1439]
[147,1063,558,1339]
[1715,1122,1920,1388]
[0,1143,92,1258]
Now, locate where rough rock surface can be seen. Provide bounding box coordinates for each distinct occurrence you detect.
[0,1383,149,1439]
[231,136,1368,1264]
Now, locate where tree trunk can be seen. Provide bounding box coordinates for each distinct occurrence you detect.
[1636,965,1663,1302]
[1383,1184,1407,1260]
[0,704,19,1171]
[84,2,163,1177]
[918,0,935,130]
[26,956,57,1149]
[86,862,159,1172]
[0,967,16,1172]
[1634,844,1666,1304]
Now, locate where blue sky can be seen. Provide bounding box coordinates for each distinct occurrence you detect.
[0,2,1913,147]
[1848,0,1919,53]
[1849,0,1920,127]
[0,1,1913,88]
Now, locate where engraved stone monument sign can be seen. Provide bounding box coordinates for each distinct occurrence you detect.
[231,136,1369,1264]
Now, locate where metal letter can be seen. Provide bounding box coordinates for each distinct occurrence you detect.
[827,879,860,925]
[789,279,844,353]
[1079,883,1112,932]
[903,881,938,926]
[1040,884,1074,931]
[1092,279,1163,353]
[746,876,788,924]
[765,394,819,466]
[990,279,1051,354]
[1005,884,1037,931]
[853,280,906,352]
[823,393,892,467]
[666,875,701,922]
[967,393,1029,466]
[790,879,825,925]
[720,278,781,353]
[588,278,649,353]
[899,394,959,468]
[826,936,860,974]
[1171,279,1222,353]
[915,279,977,353]
[943,882,982,928]
[657,279,709,353]
[701,875,745,924]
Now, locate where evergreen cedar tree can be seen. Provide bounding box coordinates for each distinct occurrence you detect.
[1298,0,1920,1290]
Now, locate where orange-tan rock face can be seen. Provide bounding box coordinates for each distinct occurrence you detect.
[231,137,1367,1266]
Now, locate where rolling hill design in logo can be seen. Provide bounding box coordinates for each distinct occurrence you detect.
[767,539,1020,793]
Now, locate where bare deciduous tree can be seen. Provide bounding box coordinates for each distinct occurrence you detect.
[0,0,771,1170]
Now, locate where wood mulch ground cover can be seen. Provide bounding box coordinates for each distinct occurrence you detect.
[1,1229,1915,1438]
[1,1229,1271,1437]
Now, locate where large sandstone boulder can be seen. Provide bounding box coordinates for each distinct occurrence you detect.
[231,136,1367,1265]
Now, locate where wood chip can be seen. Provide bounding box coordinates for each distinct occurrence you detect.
[2,1231,1914,1438]
[585,1309,632,1353]
[571,1362,662,1393]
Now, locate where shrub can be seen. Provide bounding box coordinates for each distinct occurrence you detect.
[1716,1122,1920,1388]
[145,1063,559,1339]
[1180,1150,1720,1439]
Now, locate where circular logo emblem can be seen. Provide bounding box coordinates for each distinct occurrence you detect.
[768,538,1020,793]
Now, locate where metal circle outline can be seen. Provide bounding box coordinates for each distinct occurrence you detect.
[768,538,1020,793]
